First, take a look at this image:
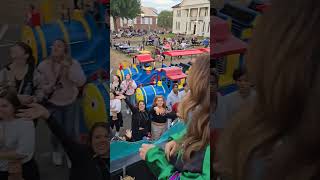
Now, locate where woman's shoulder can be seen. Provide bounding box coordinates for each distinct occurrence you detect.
[37,58,51,68]
[71,59,82,66]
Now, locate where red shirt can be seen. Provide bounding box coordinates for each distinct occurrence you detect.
[31,11,40,27]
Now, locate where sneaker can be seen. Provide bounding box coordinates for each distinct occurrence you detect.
[126,109,130,114]
[52,152,63,166]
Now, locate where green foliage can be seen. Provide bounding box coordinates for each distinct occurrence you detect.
[157,11,173,29]
[110,0,141,31]
[110,0,141,19]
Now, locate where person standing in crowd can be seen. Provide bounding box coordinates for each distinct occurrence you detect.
[0,42,43,106]
[110,92,122,137]
[142,36,145,49]
[166,83,181,112]
[178,83,189,100]
[25,4,41,27]
[17,103,109,180]
[121,95,151,141]
[110,75,121,95]
[37,39,86,166]
[73,0,80,9]
[202,37,209,48]
[149,96,177,140]
[139,55,210,179]
[214,68,256,130]
[120,74,137,114]
[216,1,320,179]
[0,91,39,180]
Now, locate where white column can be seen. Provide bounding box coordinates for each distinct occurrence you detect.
[188,8,191,34]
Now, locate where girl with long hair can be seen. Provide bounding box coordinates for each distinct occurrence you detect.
[110,92,122,137]
[37,39,86,166]
[122,96,151,142]
[0,42,43,105]
[149,95,177,140]
[110,75,122,95]
[216,0,320,179]
[139,55,210,179]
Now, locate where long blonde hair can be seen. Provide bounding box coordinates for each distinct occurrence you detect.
[177,55,210,161]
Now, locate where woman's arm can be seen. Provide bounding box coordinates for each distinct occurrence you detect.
[145,146,210,180]
[165,111,178,120]
[123,97,137,113]
[33,69,44,102]
[67,60,86,87]
[131,80,137,89]
[0,151,26,160]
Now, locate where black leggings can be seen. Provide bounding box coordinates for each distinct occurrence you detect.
[0,158,40,180]
[110,113,122,132]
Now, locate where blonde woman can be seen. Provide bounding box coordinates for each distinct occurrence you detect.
[37,39,86,166]
[139,55,210,179]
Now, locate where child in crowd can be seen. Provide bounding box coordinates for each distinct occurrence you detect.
[110,92,122,137]
[214,68,256,129]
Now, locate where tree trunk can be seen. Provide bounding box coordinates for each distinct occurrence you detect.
[113,16,118,33]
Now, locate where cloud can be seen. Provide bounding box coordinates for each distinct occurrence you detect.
[141,0,181,12]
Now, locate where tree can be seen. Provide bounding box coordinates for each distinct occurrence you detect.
[110,0,141,32]
[157,11,173,30]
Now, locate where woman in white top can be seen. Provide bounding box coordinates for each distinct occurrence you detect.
[110,92,122,137]
[110,75,122,95]
[0,90,38,180]
[37,39,86,166]
[120,74,137,114]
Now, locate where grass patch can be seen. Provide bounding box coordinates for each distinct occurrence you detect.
[159,33,176,39]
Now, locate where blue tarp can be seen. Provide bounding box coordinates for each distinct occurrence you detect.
[110,121,186,172]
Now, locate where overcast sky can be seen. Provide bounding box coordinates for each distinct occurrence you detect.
[140,0,181,13]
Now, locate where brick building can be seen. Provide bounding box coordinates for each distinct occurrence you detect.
[110,6,165,32]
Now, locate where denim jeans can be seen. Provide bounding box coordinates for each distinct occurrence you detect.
[46,99,81,153]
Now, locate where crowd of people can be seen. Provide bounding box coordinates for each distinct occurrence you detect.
[110,68,190,142]
[0,40,108,180]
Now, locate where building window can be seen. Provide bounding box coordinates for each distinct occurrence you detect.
[156,18,158,24]
[177,10,181,17]
[203,22,205,32]
[205,8,208,16]
[150,18,153,24]
[145,18,149,24]
[208,22,210,32]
